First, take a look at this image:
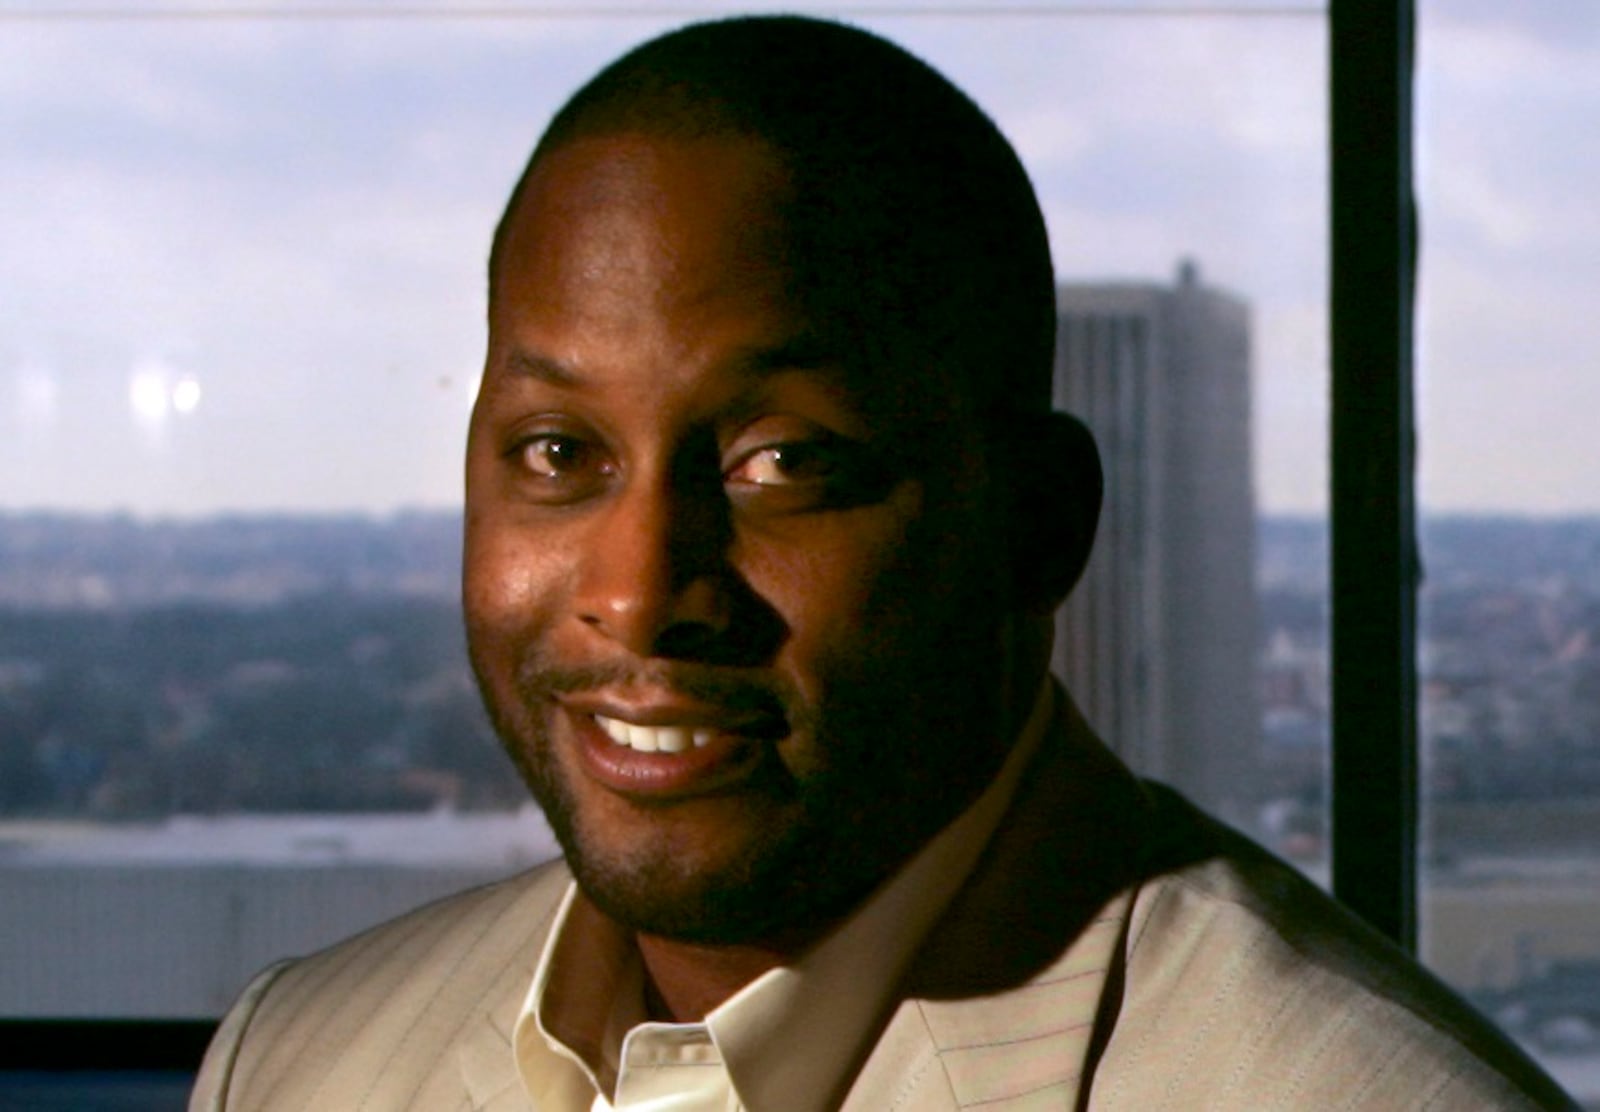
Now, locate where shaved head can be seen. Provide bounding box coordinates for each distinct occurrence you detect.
[490,15,1058,429]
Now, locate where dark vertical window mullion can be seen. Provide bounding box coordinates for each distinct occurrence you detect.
[1329,0,1419,950]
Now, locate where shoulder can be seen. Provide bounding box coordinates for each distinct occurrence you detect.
[192,858,570,1111]
[1093,787,1576,1110]
[252,855,570,1008]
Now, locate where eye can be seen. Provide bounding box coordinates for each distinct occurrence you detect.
[723,430,895,511]
[505,430,615,502]
[724,441,837,487]
[519,433,600,479]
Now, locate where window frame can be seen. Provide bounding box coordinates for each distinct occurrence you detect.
[1328,0,1418,951]
[2,0,1420,1072]
[0,1020,214,1070]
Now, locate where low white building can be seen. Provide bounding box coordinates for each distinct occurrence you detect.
[0,807,561,1017]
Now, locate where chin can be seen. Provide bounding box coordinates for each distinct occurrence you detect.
[548,791,868,944]
[575,846,899,946]
[525,755,922,945]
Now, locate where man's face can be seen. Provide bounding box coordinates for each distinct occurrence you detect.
[465,132,1020,943]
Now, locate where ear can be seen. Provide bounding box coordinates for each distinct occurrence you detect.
[1005,411,1102,614]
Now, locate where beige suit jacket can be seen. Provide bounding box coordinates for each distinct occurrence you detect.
[191,705,1576,1110]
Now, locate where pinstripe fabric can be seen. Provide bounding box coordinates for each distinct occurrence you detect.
[191,864,566,1111]
[192,699,1577,1111]
[833,699,1156,1111]
[1081,790,1578,1111]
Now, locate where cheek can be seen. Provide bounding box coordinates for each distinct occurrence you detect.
[775,501,1003,683]
[462,514,569,666]
[740,494,941,676]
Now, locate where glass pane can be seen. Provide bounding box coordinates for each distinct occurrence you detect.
[0,1,1327,1020]
[1417,3,1600,1103]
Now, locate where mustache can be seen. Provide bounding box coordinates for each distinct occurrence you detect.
[514,651,799,722]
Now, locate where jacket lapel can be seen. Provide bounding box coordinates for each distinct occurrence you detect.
[843,696,1153,1110]
[455,871,572,1111]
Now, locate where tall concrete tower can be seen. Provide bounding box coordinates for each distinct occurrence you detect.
[1052,260,1260,823]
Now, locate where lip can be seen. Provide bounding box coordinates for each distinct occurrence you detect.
[558,694,779,800]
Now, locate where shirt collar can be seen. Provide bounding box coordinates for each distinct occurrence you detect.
[516,680,1055,1112]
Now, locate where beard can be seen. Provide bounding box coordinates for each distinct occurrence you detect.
[472,617,1010,946]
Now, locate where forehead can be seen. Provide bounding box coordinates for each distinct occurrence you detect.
[488,134,804,390]
[493,133,793,311]
[486,132,979,440]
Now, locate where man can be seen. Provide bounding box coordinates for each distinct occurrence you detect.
[192,16,1575,1111]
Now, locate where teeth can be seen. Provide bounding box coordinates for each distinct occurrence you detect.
[655,727,689,753]
[596,716,714,753]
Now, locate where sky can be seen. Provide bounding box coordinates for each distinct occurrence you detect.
[0,1,1593,517]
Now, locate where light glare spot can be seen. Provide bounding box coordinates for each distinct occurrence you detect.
[172,377,202,414]
[130,371,170,422]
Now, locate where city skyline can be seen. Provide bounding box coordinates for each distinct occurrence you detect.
[1,3,1594,516]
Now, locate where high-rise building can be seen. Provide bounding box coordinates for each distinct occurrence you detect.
[1052,260,1260,823]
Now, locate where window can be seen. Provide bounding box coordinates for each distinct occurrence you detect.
[1415,2,1600,1093]
[0,0,1390,1092]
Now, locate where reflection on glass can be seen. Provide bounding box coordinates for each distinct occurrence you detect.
[1418,3,1600,1102]
[0,4,1325,1019]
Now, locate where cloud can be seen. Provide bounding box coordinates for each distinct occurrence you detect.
[1424,2,1600,58]
[1410,4,1600,512]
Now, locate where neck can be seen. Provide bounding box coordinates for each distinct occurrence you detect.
[634,929,814,1022]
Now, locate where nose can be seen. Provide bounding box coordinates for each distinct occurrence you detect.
[573,467,734,659]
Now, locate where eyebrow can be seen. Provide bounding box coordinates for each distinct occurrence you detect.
[500,332,848,388]
[502,350,582,388]
[739,332,843,376]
